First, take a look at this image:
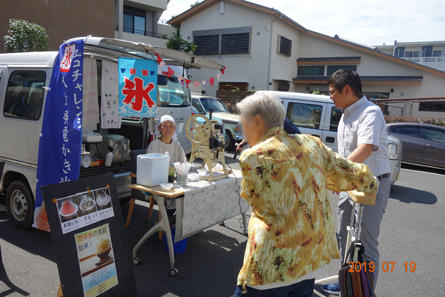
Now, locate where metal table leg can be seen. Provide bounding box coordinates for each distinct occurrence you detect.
[132,194,178,276]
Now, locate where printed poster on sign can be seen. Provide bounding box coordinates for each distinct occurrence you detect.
[75,224,118,297]
[118,57,157,118]
[56,186,114,234]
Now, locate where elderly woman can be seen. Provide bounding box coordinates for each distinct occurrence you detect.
[233,93,378,297]
[147,114,187,163]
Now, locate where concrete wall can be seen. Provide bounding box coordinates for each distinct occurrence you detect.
[115,31,168,47]
[0,0,115,52]
[126,0,169,11]
[158,23,176,36]
[179,1,274,96]
[269,21,301,87]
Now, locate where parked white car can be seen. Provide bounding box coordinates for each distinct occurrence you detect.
[255,91,402,184]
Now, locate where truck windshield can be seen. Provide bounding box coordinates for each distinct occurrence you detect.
[158,75,190,107]
[201,98,228,113]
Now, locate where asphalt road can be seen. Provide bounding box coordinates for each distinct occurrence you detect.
[0,157,444,297]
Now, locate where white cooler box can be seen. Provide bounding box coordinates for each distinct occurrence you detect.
[137,153,170,186]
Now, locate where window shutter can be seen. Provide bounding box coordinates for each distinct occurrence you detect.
[194,35,220,55]
[279,36,292,57]
[221,33,250,54]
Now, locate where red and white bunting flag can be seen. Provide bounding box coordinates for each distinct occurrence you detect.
[166,67,175,78]
[155,52,163,64]
[221,67,226,75]
[209,77,215,87]
[202,80,207,86]
[185,79,192,88]
[177,74,184,82]
[159,60,166,69]
[216,73,221,81]
[194,81,200,88]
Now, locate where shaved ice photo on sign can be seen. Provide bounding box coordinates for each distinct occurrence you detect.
[55,186,115,234]
[75,224,118,297]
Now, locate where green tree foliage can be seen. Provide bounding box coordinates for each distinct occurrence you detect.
[166,33,197,54]
[190,1,201,8]
[4,19,49,52]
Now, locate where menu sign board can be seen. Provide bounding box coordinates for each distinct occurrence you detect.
[41,173,136,297]
[56,186,114,234]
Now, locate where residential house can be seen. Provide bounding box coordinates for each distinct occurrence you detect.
[169,0,445,120]
[375,41,445,72]
[0,0,176,52]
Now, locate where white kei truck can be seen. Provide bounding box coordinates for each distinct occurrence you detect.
[0,36,224,229]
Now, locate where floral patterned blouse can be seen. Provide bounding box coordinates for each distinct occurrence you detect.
[237,127,378,289]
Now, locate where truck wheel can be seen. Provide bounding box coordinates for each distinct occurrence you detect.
[225,130,235,151]
[6,180,34,229]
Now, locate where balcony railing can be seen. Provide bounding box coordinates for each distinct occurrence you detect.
[402,56,445,63]
[115,26,169,39]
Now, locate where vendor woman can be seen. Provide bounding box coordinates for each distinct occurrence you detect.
[147,114,187,163]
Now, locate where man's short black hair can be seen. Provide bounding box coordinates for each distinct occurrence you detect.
[327,69,363,98]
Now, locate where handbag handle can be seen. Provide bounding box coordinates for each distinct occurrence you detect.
[343,240,366,265]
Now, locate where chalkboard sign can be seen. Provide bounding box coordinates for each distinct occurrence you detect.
[41,173,137,297]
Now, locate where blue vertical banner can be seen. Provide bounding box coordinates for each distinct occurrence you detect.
[118,57,157,118]
[34,40,84,231]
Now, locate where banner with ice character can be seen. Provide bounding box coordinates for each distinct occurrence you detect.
[118,57,157,118]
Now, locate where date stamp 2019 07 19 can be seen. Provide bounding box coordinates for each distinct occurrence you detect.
[348,261,416,273]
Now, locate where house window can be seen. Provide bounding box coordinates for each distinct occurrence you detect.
[297,66,324,76]
[194,35,220,55]
[193,27,251,55]
[3,70,46,121]
[394,47,405,57]
[278,35,292,57]
[123,6,146,35]
[433,50,443,57]
[276,80,290,91]
[419,102,445,112]
[422,45,433,57]
[405,51,412,57]
[221,33,250,54]
[326,65,357,75]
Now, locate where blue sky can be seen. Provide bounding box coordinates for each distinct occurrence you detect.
[160,0,445,46]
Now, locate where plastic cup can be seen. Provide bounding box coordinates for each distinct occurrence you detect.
[177,174,187,186]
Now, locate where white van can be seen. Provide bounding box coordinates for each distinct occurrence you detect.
[0,37,223,228]
[255,91,402,184]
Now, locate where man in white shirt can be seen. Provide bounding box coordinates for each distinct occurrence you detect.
[322,69,391,295]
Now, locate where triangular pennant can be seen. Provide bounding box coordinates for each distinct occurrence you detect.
[216,73,221,81]
[202,80,207,86]
[155,52,163,64]
[221,67,225,75]
[185,79,191,88]
[178,74,184,82]
[167,67,175,78]
[194,81,200,88]
[159,60,166,69]
[209,77,215,87]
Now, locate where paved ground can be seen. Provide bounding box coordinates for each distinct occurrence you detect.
[0,157,444,297]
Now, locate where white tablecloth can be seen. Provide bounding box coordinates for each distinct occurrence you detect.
[178,172,249,239]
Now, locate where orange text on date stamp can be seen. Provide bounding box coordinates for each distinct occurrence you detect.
[347,261,416,273]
